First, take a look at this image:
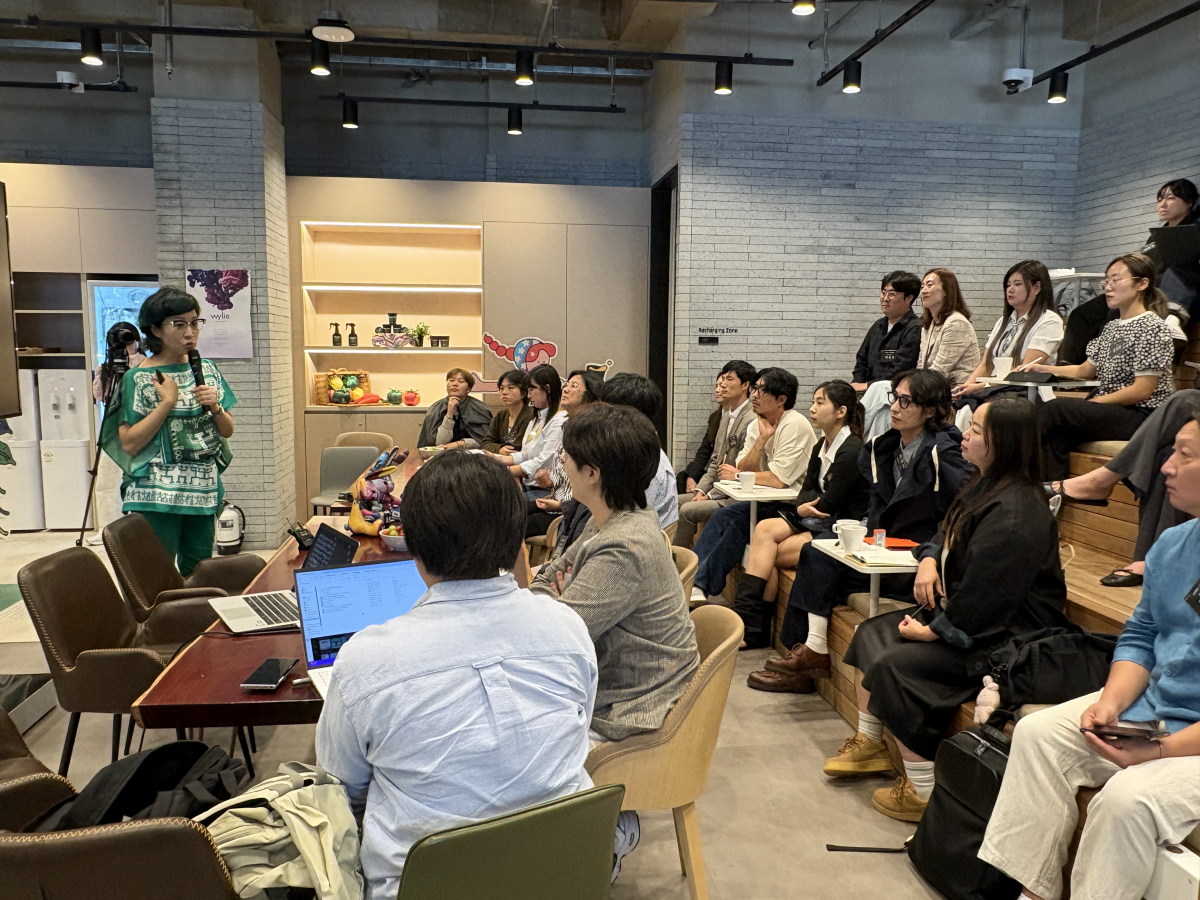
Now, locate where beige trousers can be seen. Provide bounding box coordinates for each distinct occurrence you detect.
[673,495,726,547]
[979,691,1200,900]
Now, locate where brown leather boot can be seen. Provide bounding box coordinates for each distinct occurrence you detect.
[746,669,815,693]
[764,643,831,677]
[763,643,803,671]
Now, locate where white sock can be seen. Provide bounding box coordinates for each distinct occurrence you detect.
[857,712,883,744]
[690,586,706,604]
[805,614,829,655]
[903,759,936,801]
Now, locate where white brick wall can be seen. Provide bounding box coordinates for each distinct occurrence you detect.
[151,98,295,550]
[670,113,1080,467]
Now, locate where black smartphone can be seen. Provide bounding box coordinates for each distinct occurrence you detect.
[1080,722,1168,742]
[240,658,299,691]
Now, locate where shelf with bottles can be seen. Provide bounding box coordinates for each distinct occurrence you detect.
[302,287,482,352]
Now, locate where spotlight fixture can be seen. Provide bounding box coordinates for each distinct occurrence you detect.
[313,9,354,42]
[507,108,523,135]
[792,1,817,15]
[515,51,535,86]
[342,98,359,128]
[310,38,331,76]
[80,28,103,66]
[842,58,862,93]
[1047,70,1068,104]
[714,61,733,95]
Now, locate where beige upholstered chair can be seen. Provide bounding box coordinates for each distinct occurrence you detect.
[334,431,392,455]
[663,520,679,542]
[526,515,562,569]
[585,605,743,900]
[672,546,699,599]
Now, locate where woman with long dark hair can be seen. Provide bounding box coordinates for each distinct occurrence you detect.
[826,398,1072,823]
[493,363,565,498]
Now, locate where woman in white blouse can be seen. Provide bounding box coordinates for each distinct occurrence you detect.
[493,364,566,499]
[954,260,1064,398]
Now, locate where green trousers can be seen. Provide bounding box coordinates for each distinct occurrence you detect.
[138,511,216,578]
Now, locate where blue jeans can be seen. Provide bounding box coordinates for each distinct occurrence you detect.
[692,502,755,596]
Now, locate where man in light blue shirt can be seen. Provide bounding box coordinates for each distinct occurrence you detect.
[316,453,597,900]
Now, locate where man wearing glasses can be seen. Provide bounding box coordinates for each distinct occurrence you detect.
[850,271,923,393]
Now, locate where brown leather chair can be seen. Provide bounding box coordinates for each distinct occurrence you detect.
[0,708,76,831]
[0,817,237,900]
[104,512,265,623]
[18,548,218,777]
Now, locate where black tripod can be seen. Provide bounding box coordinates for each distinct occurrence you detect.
[76,365,124,548]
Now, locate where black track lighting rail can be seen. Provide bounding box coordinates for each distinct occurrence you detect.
[815,0,937,87]
[0,16,793,68]
[324,93,625,114]
[0,78,136,91]
[1028,0,1200,86]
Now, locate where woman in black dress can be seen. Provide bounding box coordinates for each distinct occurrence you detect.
[827,397,1072,823]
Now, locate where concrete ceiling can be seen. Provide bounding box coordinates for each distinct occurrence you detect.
[1061,0,1193,41]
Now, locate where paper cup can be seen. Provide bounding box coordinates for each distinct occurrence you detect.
[737,471,756,490]
[992,358,1014,379]
[836,523,867,552]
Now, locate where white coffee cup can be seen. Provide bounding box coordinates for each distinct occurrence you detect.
[737,471,756,491]
[992,357,1014,379]
[834,520,868,552]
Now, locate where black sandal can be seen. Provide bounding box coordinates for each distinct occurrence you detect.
[1100,567,1143,588]
[1042,482,1109,507]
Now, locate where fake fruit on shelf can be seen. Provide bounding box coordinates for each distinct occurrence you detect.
[350,387,365,401]
[330,389,351,404]
[343,374,359,390]
[386,389,404,405]
[352,393,382,405]
[403,389,420,407]
[327,374,344,391]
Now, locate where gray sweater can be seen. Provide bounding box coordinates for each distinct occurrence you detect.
[532,507,700,741]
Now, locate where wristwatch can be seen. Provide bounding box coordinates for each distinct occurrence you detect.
[208,403,225,417]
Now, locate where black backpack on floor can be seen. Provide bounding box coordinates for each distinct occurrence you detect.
[907,724,1021,900]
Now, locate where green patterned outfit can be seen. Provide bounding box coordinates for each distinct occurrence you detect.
[100,360,237,576]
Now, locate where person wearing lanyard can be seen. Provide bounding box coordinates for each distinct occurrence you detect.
[493,364,565,499]
[100,287,236,577]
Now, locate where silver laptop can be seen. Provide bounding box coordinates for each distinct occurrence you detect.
[209,589,302,634]
[294,558,427,699]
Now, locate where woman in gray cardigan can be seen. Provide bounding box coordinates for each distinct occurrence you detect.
[532,402,699,743]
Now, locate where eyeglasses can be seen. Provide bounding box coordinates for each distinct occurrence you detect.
[1099,277,1131,290]
[880,290,902,300]
[165,318,205,332]
[887,391,915,409]
[749,384,765,395]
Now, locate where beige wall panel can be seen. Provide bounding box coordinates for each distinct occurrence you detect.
[566,225,649,377]
[7,207,81,272]
[0,164,154,210]
[303,411,365,507]
[482,222,567,380]
[287,177,485,224]
[481,183,651,227]
[308,233,482,285]
[79,209,159,274]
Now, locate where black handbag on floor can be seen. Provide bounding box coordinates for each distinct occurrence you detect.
[908,724,1021,900]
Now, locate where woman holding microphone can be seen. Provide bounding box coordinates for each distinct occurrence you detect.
[101,287,236,576]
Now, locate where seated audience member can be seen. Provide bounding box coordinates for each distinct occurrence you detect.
[473,368,534,454]
[688,368,817,625]
[677,375,723,495]
[850,270,923,392]
[1143,177,1200,320]
[863,268,980,439]
[731,381,870,642]
[1052,389,1200,586]
[531,403,700,742]
[825,398,1073,822]
[749,369,972,687]
[675,359,757,548]
[316,452,597,900]
[954,260,1064,401]
[1033,253,1176,482]
[979,413,1200,900]
[417,368,493,449]
[493,364,566,497]
[597,373,680,530]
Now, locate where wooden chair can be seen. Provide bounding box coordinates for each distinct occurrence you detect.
[334,431,392,455]
[526,515,561,569]
[585,605,743,900]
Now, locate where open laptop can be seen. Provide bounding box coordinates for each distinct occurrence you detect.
[294,558,428,699]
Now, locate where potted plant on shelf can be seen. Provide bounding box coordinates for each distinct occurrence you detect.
[409,322,431,347]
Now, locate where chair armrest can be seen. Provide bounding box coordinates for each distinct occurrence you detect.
[0,773,76,831]
[59,649,167,714]
[155,587,227,606]
[185,554,266,594]
[139,598,220,646]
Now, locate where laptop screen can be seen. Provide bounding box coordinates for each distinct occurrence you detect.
[294,559,427,668]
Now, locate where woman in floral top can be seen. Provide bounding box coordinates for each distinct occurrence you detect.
[101,287,236,576]
[1032,253,1175,480]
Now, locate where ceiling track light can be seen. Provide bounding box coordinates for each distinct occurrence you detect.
[313,9,354,43]
[792,0,817,15]
[507,107,523,134]
[714,61,732,95]
[842,58,862,93]
[514,50,535,86]
[310,37,331,76]
[1047,70,1068,104]
[342,97,358,128]
[79,27,103,66]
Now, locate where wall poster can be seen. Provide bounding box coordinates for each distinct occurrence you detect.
[185,268,253,358]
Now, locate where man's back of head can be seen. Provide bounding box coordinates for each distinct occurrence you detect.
[599,372,662,421]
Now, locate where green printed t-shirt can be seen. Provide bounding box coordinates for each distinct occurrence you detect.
[101,360,237,517]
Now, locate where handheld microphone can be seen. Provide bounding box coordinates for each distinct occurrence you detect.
[187,349,206,387]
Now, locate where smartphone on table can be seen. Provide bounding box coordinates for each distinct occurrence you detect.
[241,658,299,691]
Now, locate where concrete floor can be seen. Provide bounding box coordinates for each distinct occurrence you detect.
[2,530,938,900]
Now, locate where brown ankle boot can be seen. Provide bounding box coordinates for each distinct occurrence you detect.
[746,668,816,693]
[764,643,831,677]
[763,643,803,671]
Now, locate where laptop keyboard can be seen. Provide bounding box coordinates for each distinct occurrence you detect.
[246,592,301,625]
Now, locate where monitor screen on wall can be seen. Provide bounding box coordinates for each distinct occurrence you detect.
[89,280,160,369]
[0,184,19,419]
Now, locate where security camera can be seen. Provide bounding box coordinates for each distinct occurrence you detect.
[1002,67,1033,94]
[56,70,84,93]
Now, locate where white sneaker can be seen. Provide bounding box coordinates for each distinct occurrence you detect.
[85,533,104,546]
[611,810,640,882]
[690,586,706,605]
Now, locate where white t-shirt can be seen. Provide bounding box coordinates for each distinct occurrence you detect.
[984,307,1064,368]
[736,408,817,491]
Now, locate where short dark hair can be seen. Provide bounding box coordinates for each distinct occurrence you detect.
[720,359,757,386]
[400,452,525,580]
[882,271,920,302]
[138,286,200,355]
[562,403,659,512]
[528,364,563,418]
[891,368,953,428]
[1158,178,1199,208]
[497,368,528,396]
[754,367,798,410]
[446,368,476,390]
[599,372,662,420]
[567,369,605,405]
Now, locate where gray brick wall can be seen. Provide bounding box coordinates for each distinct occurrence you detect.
[151,98,295,551]
[0,141,151,168]
[670,113,1080,468]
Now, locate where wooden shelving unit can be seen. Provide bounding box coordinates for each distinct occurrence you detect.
[13,273,89,370]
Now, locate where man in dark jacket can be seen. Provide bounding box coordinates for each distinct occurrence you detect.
[850,271,923,391]
[748,370,974,693]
